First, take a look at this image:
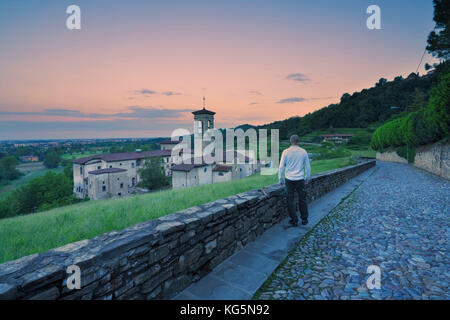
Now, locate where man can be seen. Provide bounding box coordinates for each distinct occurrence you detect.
[279,134,311,227]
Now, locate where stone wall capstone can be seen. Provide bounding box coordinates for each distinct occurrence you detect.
[0,160,376,300]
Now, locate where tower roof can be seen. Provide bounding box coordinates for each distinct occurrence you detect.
[192,96,216,115]
[192,108,216,115]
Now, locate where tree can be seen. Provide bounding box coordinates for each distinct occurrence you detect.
[0,156,22,182]
[7,171,77,217]
[43,151,61,169]
[427,0,450,60]
[138,157,169,191]
[410,88,428,112]
[64,163,74,181]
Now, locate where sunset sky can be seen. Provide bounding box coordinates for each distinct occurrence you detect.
[0,0,439,140]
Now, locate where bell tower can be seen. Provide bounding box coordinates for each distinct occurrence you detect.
[192,97,215,136]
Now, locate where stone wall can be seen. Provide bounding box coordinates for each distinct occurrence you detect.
[0,160,376,300]
[413,141,449,180]
[376,150,408,164]
[376,141,449,180]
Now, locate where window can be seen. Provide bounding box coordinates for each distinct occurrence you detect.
[120,163,122,166]
[132,162,135,168]
[120,183,124,189]
[204,167,207,172]
[219,172,224,176]
[97,166,101,170]
[109,165,112,168]
[102,186,106,192]
[103,181,105,184]
[80,167,83,174]
[118,193,122,196]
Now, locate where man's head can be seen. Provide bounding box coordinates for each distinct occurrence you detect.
[290,134,299,146]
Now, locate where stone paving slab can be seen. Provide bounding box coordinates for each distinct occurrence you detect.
[173,166,376,300]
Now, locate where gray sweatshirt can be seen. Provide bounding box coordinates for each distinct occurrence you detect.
[278,145,311,183]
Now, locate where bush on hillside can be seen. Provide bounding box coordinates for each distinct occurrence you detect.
[371,72,450,151]
[0,171,80,219]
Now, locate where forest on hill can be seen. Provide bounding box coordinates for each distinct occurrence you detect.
[257,63,448,141]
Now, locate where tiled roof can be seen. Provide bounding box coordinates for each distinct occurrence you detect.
[192,108,215,115]
[170,157,210,172]
[213,165,232,172]
[72,150,172,165]
[88,168,127,175]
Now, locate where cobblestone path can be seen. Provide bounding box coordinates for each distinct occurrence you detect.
[256,162,449,300]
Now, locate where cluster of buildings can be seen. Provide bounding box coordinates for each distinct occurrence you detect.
[320,134,353,143]
[19,155,40,162]
[73,103,260,200]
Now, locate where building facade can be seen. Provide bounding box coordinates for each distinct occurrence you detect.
[171,103,260,189]
[321,134,353,143]
[73,149,178,200]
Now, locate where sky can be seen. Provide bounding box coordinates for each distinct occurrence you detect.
[0,0,439,140]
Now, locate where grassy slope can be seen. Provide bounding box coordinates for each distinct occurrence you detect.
[61,151,101,161]
[0,157,354,264]
[0,165,63,200]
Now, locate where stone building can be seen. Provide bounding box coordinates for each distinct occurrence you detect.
[321,134,353,143]
[171,102,260,189]
[72,149,180,200]
[158,139,180,151]
[87,168,129,200]
[73,98,260,197]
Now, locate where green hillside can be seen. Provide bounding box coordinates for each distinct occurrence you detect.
[258,62,449,140]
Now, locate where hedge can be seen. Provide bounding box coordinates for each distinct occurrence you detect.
[371,72,450,151]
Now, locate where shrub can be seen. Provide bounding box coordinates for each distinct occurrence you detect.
[371,71,450,151]
[138,157,170,191]
[395,145,416,163]
[3,171,79,218]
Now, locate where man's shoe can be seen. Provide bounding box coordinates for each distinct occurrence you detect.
[301,219,308,225]
[289,220,299,227]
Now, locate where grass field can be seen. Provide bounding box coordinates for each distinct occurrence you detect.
[61,151,101,161]
[0,156,357,264]
[0,163,63,200]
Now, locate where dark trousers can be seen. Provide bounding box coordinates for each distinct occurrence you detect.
[285,179,309,223]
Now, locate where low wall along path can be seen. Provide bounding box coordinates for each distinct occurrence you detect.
[0,160,376,300]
